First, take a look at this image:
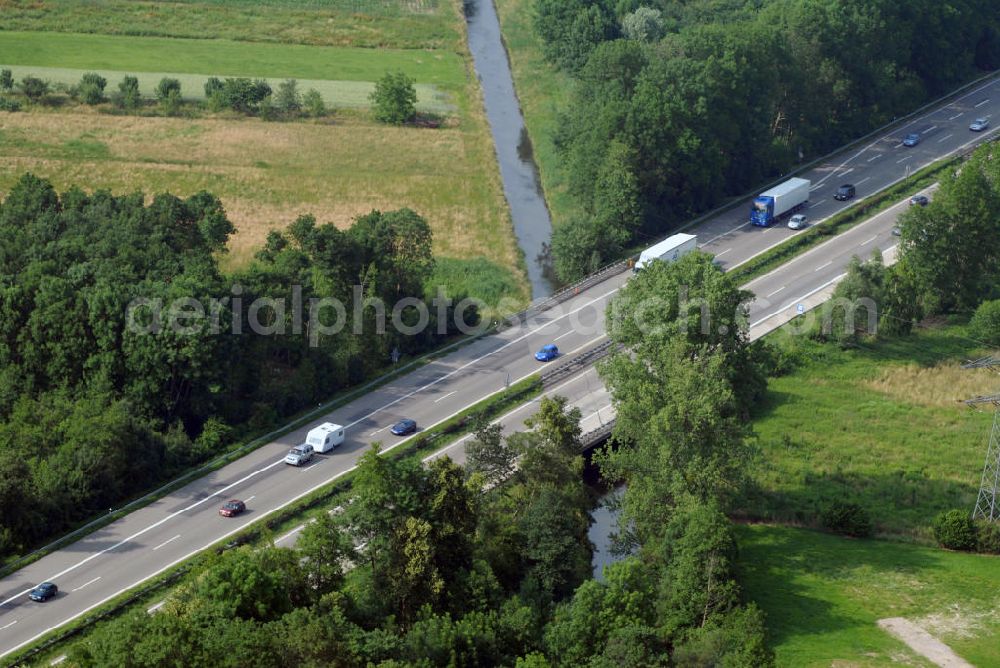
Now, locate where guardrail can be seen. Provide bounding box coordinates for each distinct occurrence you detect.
[579,420,616,450]
[540,340,619,388]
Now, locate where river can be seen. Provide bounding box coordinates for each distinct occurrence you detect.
[464,0,555,299]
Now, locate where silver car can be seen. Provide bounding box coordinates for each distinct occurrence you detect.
[284,444,314,466]
[969,118,990,132]
[787,214,808,230]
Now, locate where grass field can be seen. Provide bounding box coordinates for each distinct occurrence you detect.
[741,323,997,542]
[739,524,1000,667]
[0,31,466,86]
[0,65,453,113]
[493,0,578,227]
[0,0,463,49]
[0,109,527,305]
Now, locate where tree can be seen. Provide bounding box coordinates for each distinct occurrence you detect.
[0,69,12,90]
[533,0,617,71]
[519,486,593,604]
[115,75,141,110]
[194,546,304,621]
[18,76,49,102]
[303,88,326,117]
[77,72,107,105]
[621,6,665,43]
[898,147,1000,313]
[275,78,301,114]
[370,71,417,125]
[466,420,516,488]
[825,250,885,343]
[297,512,355,595]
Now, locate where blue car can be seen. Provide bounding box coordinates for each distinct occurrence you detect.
[902,133,920,147]
[29,582,58,602]
[390,419,417,436]
[534,344,559,362]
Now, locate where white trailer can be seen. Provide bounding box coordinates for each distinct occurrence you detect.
[634,233,698,271]
[305,422,345,453]
[750,177,811,226]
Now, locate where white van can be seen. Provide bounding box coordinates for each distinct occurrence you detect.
[306,422,345,453]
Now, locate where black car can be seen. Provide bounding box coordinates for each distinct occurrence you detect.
[833,184,856,201]
[909,195,929,207]
[390,419,417,436]
[29,582,58,602]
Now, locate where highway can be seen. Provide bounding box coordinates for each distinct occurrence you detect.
[1,73,998,660]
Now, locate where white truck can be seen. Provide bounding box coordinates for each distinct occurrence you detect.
[634,233,698,271]
[305,422,345,453]
[749,177,810,227]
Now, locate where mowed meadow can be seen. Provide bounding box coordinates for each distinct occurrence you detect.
[0,0,530,305]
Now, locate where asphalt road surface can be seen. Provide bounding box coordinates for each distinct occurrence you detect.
[1,73,997,660]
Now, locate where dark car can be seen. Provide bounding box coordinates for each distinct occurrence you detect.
[909,195,929,207]
[833,184,856,201]
[29,582,58,602]
[534,344,559,362]
[390,419,417,436]
[219,499,246,517]
[902,132,921,147]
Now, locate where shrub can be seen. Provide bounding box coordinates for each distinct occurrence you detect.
[968,299,1000,347]
[114,75,141,110]
[975,519,1000,554]
[204,76,224,99]
[156,77,181,102]
[370,71,417,125]
[0,96,22,112]
[0,68,12,90]
[220,77,271,113]
[303,88,325,117]
[933,509,977,551]
[258,95,278,121]
[77,72,107,105]
[161,88,182,116]
[18,76,49,102]
[275,78,301,114]
[821,501,872,537]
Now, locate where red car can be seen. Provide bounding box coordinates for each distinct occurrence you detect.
[219,499,246,517]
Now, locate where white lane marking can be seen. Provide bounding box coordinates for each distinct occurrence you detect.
[811,74,999,190]
[766,286,785,298]
[809,183,824,191]
[274,524,307,545]
[949,113,963,120]
[975,98,990,108]
[147,601,165,614]
[856,177,871,185]
[760,227,773,235]
[434,391,457,403]
[938,133,954,143]
[809,199,827,208]
[152,535,180,551]
[72,577,101,592]
[0,456,288,609]
[921,125,937,134]
[714,248,731,257]
[894,142,904,148]
[369,426,388,436]
[838,168,854,178]
[814,261,832,272]
[244,495,255,503]
[860,235,878,246]
[867,154,882,162]
[554,330,575,341]
[341,287,619,433]
[695,221,750,252]
[0,621,16,631]
[750,273,847,328]
[896,155,913,164]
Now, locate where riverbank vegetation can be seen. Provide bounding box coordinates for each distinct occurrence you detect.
[494,0,1000,281]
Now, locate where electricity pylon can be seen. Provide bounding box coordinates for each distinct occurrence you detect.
[964,356,1000,522]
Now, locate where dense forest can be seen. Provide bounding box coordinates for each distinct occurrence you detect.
[69,253,774,667]
[0,174,475,558]
[538,0,1000,280]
